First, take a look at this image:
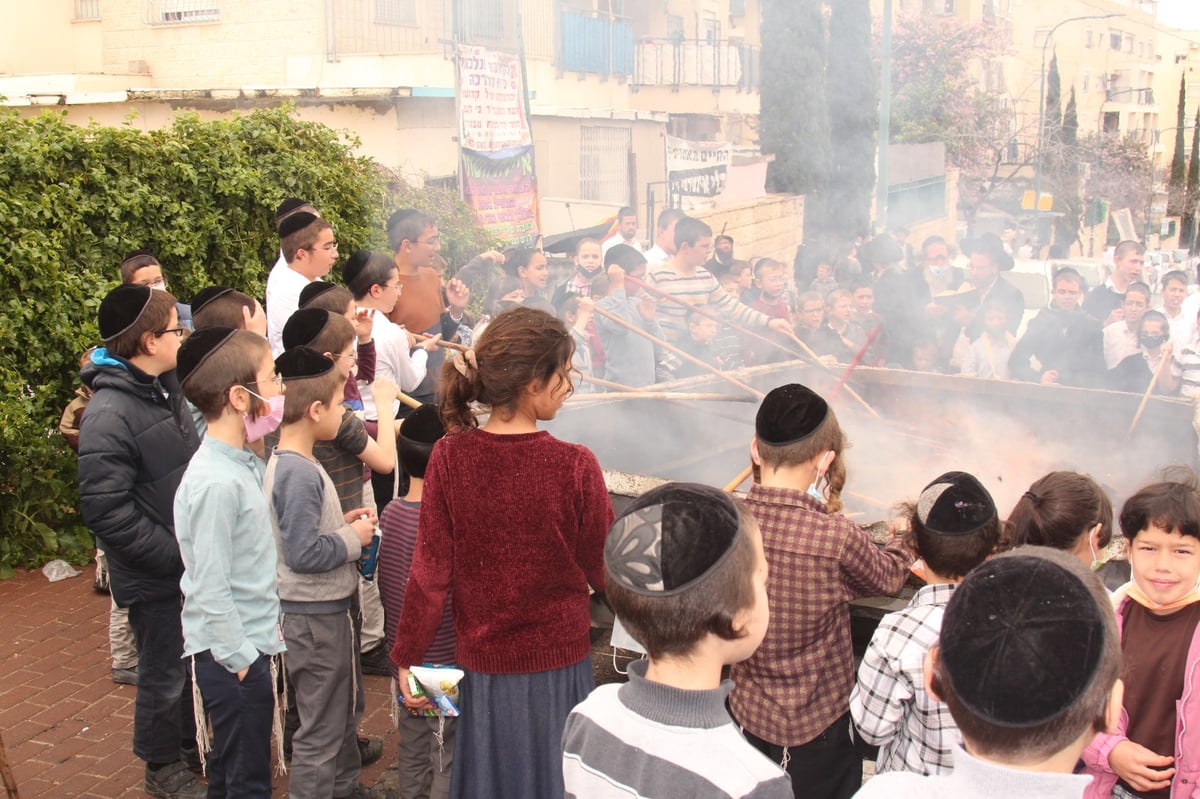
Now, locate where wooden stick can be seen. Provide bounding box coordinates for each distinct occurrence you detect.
[0,729,20,799]
[591,305,765,399]
[1127,349,1172,437]
[577,373,640,393]
[781,329,882,420]
[396,390,422,410]
[567,391,755,403]
[412,332,468,352]
[723,463,754,492]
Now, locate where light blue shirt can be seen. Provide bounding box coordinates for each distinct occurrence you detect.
[176,436,284,672]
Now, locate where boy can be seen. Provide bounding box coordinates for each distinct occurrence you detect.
[1160,269,1192,345]
[959,300,1015,379]
[190,285,268,336]
[851,281,887,367]
[1103,282,1151,369]
[121,249,194,330]
[596,244,660,389]
[562,482,792,799]
[77,284,203,799]
[1082,474,1200,799]
[743,259,794,367]
[730,384,915,799]
[553,237,606,304]
[174,327,285,798]
[850,472,1001,775]
[376,405,455,799]
[1009,268,1105,387]
[264,348,383,799]
[670,308,721,379]
[267,211,338,356]
[854,547,1123,797]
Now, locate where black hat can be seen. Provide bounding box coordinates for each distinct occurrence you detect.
[967,233,1015,272]
[120,249,159,269]
[399,403,445,445]
[299,281,339,308]
[275,347,335,380]
[940,550,1110,728]
[177,326,237,386]
[755,383,829,446]
[191,285,236,316]
[916,471,997,537]
[282,308,333,351]
[343,250,374,290]
[861,235,904,267]
[606,482,741,596]
[274,198,317,230]
[98,283,154,341]
[386,208,419,236]
[278,211,319,240]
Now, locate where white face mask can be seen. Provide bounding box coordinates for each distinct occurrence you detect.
[1088,524,1107,572]
[806,452,833,504]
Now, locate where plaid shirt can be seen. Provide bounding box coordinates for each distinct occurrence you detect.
[729,485,914,747]
[849,583,959,775]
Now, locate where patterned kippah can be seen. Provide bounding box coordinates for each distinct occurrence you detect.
[916,471,997,537]
[606,482,741,597]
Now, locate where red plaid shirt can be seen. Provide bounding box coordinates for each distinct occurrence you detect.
[729,485,915,747]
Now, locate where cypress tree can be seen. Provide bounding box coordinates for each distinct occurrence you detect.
[825,0,876,240]
[1168,74,1187,217]
[1185,107,1200,248]
[1054,87,1080,251]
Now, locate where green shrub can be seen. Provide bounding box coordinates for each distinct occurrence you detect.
[0,104,493,576]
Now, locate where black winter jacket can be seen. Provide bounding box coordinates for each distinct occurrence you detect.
[77,353,199,607]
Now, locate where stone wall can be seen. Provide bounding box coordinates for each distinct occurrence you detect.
[693,194,805,266]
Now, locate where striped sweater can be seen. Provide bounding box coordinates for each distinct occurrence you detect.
[646,264,772,342]
[562,660,792,798]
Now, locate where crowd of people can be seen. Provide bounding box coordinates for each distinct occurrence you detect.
[67,199,1200,799]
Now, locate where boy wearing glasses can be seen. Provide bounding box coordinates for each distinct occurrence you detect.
[121,249,194,330]
[78,284,205,799]
[267,210,338,356]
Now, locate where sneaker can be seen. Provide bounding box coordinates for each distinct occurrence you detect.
[359,644,391,677]
[335,783,397,799]
[111,667,138,686]
[144,761,206,799]
[358,735,383,766]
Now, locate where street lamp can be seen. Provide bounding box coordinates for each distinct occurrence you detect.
[1033,13,1122,251]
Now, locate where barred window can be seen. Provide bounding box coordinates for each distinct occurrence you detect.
[150,0,219,25]
[376,0,416,25]
[76,0,101,20]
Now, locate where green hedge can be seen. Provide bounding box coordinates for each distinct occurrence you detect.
[0,104,493,577]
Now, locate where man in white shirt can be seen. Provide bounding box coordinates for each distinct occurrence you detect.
[601,206,643,257]
[265,201,331,356]
[643,207,685,270]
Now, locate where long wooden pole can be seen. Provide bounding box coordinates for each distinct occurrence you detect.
[577,373,640,393]
[0,729,20,799]
[723,464,754,492]
[590,306,764,399]
[567,391,754,404]
[1127,348,1172,437]
[412,332,468,352]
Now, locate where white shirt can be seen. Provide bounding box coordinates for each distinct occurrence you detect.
[644,244,670,270]
[1102,321,1139,369]
[1179,293,1200,344]
[1165,307,1194,351]
[601,236,643,256]
[361,310,428,421]
[265,257,315,357]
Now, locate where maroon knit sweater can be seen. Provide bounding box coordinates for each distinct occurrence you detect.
[390,429,613,674]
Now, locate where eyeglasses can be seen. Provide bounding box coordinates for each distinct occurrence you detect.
[334,352,358,364]
[138,277,168,290]
[417,234,440,246]
[306,241,339,253]
[247,374,284,391]
[381,282,402,294]
[155,327,187,338]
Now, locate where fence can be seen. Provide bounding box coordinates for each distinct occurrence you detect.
[632,38,758,92]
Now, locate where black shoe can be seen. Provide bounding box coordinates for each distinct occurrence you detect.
[359,644,391,677]
[144,761,206,799]
[181,744,203,774]
[358,735,383,766]
[111,667,138,686]
[335,783,396,799]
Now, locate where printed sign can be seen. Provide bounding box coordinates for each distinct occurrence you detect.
[461,146,540,248]
[456,45,532,152]
[666,135,732,198]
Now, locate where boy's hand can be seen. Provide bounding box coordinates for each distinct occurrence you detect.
[575,296,595,328]
[445,278,470,312]
[397,667,434,712]
[353,308,374,343]
[401,326,417,350]
[607,264,626,287]
[1109,741,1175,793]
[419,333,443,352]
[1040,369,1060,385]
[767,318,793,337]
[370,377,399,406]
[478,249,506,264]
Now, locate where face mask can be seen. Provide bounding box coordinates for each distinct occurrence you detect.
[241,389,285,443]
[928,265,948,278]
[1140,333,1167,349]
[806,452,833,504]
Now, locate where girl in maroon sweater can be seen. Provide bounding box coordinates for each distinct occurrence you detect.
[390,306,613,799]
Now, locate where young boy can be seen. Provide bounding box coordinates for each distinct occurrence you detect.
[174,327,286,798]
[190,285,268,336]
[267,211,338,356]
[264,348,383,799]
[730,384,915,799]
[376,404,456,799]
[850,472,1001,775]
[959,300,1015,379]
[672,308,721,378]
[595,244,660,389]
[1081,474,1200,799]
[77,284,203,799]
[562,482,792,799]
[855,547,1123,798]
[121,249,194,330]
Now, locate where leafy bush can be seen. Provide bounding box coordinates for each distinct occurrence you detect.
[0,104,492,576]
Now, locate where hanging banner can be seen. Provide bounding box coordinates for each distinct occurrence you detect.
[461,146,540,248]
[456,44,532,152]
[665,135,732,198]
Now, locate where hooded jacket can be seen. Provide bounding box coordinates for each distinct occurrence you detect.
[77,349,199,607]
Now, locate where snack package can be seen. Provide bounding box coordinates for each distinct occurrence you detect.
[404,665,465,717]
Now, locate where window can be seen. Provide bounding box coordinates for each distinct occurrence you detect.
[1125,34,1133,53]
[1082,71,1090,93]
[1110,31,1122,51]
[75,0,100,20]
[151,0,218,24]
[729,0,745,16]
[1085,28,1093,48]
[579,126,632,204]
[376,0,415,24]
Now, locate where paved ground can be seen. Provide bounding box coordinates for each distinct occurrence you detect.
[0,564,397,799]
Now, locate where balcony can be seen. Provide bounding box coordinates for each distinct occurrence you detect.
[558,8,633,77]
[631,37,759,93]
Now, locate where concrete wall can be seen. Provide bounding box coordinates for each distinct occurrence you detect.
[694,194,805,266]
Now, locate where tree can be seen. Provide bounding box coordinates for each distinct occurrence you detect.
[1169,74,1188,217]
[1079,133,1152,220]
[1051,88,1081,251]
[1185,107,1200,249]
[825,0,876,239]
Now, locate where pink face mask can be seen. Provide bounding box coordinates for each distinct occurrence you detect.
[242,391,285,443]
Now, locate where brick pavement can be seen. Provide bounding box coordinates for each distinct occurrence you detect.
[0,565,398,799]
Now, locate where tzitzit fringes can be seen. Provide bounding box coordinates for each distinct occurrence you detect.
[189,656,211,776]
[389,676,402,728]
[270,655,288,776]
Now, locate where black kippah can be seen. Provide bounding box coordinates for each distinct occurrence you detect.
[274,197,315,229]
[121,249,159,269]
[386,208,418,235]
[191,285,236,315]
[862,235,903,266]
[299,281,338,308]
[343,250,374,291]
[177,326,237,386]
[399,404,445,445]
[940,552,1108,728]
[755,383,829,446]
[606,482,741,596]
[282,308,333,351]
[98,283,154,341]
[604,243,647,270]
[968,232,1015,272]
[278,211,318,240]
[275,347,335,380]
[917,471,997,537]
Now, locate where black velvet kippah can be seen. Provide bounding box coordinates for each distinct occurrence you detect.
[399,404,445,445]
[968,232,1015,272]
[191,285,236,315]
[343,250,373,289]
[120,249,159,269]
[177,326,237,386]
[940,553,1107,727]
[917,471,997,537]
[299,281,338,308]
[755,383,829,446]
[275,347,334,380]
[386,208,418,236]
[274,197,315,230]
[282,309,333,351]
[278,211,318,240]
[606,482,741,596]
[99,283,154,341]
